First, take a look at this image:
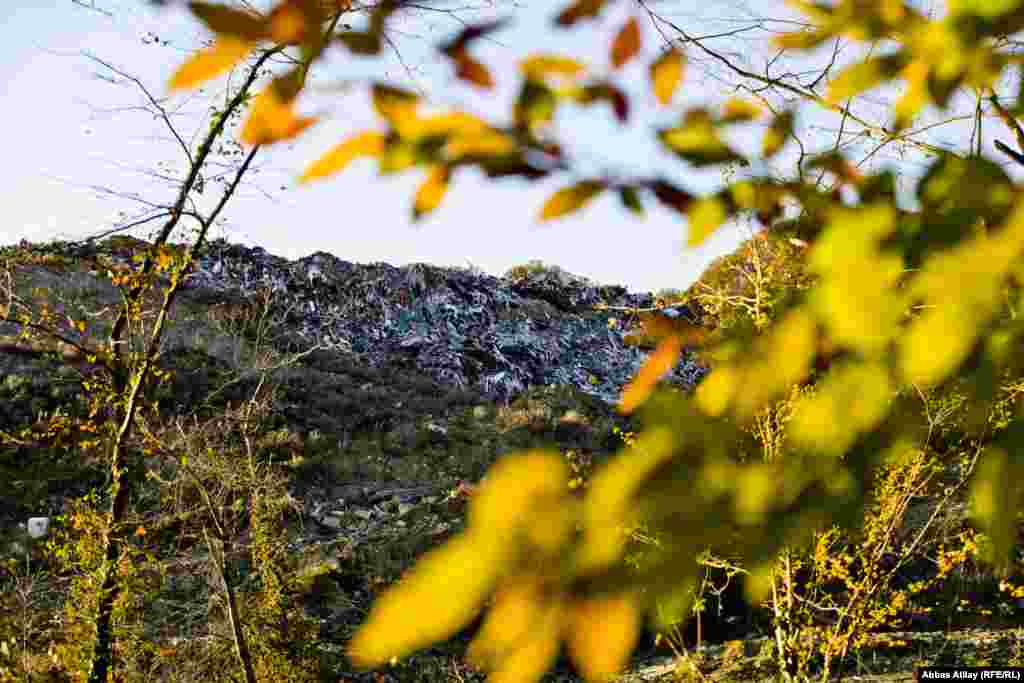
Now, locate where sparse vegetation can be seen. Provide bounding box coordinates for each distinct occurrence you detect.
[4,0,1024,682]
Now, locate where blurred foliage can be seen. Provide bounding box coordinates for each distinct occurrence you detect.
[168,0,1024,680]
[8,0,1024,680]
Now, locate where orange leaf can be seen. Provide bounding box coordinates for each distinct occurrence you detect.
[555,0,608,26]
[240,85,317,145]
[649,48,684,105]
[610,17,641,69]
[269,1,308,45]
[455,52,495,89]
[566,593,640,682]
[169,36,253,91]
[619,335,682,415]
[413,165,451,220]
[187,1,268,40]
[299,131,386,182]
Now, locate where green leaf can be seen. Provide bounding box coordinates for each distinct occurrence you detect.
[514,81,558,131]
[970,447,1024,572]
[335,31,381,55]
[762,110,794,158]
[949,0,1024,20]
[619,186,644,216]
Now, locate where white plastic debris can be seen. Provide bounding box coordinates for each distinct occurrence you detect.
[27,517,50,539]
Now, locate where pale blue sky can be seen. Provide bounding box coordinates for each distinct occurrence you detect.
[0,0,999,293]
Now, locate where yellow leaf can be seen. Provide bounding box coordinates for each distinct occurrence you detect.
[618,335,682,415]
[687,195,727,246]
[695,365,738,417]
[398,111,490,141]
[826,55,906,106]
[468,450,569,538]
[772,28,830,50]
[372,83,420,128]
[733,464,778,525]
[789,361,893,455]
[745,562,776,605]
[169,36,253,91]
[649,48,684,105]
[538,181,605,221]
[610,17,641,69]
[240,85,317,145]
[580,426,675,571]
[379,140,418,174]
[720,97,762,123]
[467,578,546,670]
[520,54,586,81]
[444,131,516,159]
[566,593,640,682]
[892,60,929,131]
[899,306,974,387]
[659,110,742,166]
[969,449,1023,571]
[413,165,450,220]
[486,600,564,683]
[348,534,499,668]
[299,131,385,183]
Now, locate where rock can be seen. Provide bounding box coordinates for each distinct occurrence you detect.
[319,515,343,529]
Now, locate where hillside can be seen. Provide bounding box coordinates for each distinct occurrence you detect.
[0,235,1021,682]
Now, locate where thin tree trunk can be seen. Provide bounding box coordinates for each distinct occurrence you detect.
[85,47,277,681]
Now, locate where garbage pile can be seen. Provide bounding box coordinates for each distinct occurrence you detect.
[181,238,709,405]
